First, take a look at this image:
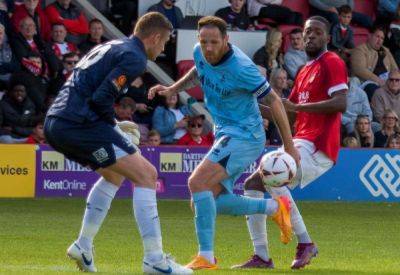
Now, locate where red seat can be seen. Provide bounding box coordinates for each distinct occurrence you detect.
[353,0,377,20]
[177,60,203,101]
[353,26,370,46]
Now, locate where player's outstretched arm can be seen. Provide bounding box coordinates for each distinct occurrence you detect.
[261,90,300,165]
[283,90,347,114]
[148,66,200,99]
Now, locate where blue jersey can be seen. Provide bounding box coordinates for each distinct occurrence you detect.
[193,43,270,140]
[47,37,147,125]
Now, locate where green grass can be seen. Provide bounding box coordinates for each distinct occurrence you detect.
[0,199,399,274]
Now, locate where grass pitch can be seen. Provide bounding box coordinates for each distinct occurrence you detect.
[0,199,399,274]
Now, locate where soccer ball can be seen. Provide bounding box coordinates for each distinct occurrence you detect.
[259,151,297,187]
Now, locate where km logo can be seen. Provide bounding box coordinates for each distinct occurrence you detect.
[359,154,400,199]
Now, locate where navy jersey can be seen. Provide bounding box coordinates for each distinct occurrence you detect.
[47,36,147,125]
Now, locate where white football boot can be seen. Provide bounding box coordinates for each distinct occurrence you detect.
[67,241,97,272]
[143,254,193,274]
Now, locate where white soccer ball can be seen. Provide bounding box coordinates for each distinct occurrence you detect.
[259,151,297,187]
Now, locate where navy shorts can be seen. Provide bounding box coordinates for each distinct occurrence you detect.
[44,117,136,170]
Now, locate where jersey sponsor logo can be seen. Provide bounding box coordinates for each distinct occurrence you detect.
[298,91,310,104]
[359,154,400,198]
[92,147,109,163]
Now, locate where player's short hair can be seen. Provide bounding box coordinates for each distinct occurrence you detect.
[134,12,173,38]
[117,97,136,111]
[290,28,303,35]
[198,16,228,37]
[51,22,66,30]
[62,52,79,61]
[338,5,352,15]
[306,16,330,34]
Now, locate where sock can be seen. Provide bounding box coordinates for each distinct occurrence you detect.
[244,190,269,261]
[268,186,312,244]
[193,191,216,264]
[215,192,278,216]
[133,187,163,263]
[77,177,119,251]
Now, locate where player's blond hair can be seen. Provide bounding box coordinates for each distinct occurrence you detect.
[134,12,173,38]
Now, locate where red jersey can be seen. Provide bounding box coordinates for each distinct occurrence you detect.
[288,51,348,162]
[177,132,214,146]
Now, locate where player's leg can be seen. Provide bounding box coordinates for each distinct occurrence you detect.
[107,152,192,274]
[231,171,274,269]
[67,169,124,272]
[185,158,228,270]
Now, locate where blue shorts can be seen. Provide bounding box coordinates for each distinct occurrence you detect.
[44,117,136,170]
[205,133,265,193]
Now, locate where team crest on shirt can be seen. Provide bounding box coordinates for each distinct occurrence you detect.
[298,91,310,103]
[112,75,127,91]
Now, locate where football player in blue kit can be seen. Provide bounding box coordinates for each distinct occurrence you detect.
[149,16,300,270]
[44,12,192,274]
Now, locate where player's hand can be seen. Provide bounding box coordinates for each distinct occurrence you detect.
[116,120,140,146]
[328,7,338,14]
[282,98,297,113]
[286,146,300,167]
[148,84,176,100]
[175,117,188,128]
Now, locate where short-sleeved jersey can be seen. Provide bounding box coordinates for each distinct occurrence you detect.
[47,37,147,125]
[288,51,348,162]
[193,43,270,140]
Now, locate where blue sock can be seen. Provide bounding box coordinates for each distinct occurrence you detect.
[192,191,216,253]
[215,193,266,216]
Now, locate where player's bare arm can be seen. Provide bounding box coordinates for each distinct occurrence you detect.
[260,90,300,165]
[283,90,347,114]
[148,66,200,99]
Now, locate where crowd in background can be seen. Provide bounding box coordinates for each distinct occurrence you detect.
[0,0,399,149]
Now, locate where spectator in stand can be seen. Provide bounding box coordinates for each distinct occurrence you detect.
[114,96,136,121]
[351,25,398,100]
[110,0,138,35]
[11,0,51,41]
[283,28,307,80]
[11,16,59,77]
[48,51,79,95]
[348,115,375,147]
[49,23,78,60]
[264,68,289,145]
[148,0,183,29]
[342,77,373,134]
[12,53,49,111]
[376,0,400,29]
[388,5,400,66]
[215,0,253,31]
[309,0,372,29]
[374,109,400,147]
[253,28,283,77]
[25,119,45,144]
[147,129,161,146]
[329,5,354,61]
[45,0,89,45]
[386,132,400,148]
[371,69,400,121]
[247,0,303,26]
[0,23,19,85]
[0,1,12,37]
[79,18,108,56]
[177,114,214,146]
[148,0,183,77]
[0,82,42,139]
[152,93,191,144]
[342,136,360,147]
